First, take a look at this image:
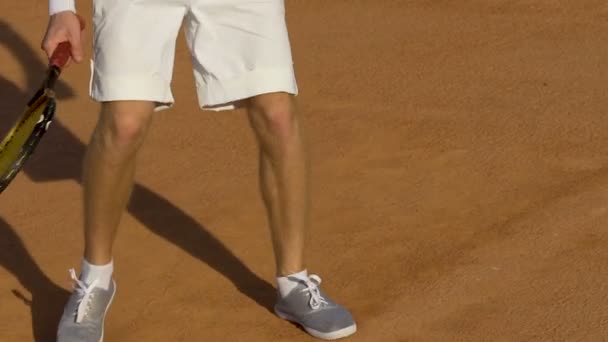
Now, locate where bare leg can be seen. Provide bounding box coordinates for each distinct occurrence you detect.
[82,101,155,265]
[247,93,310,276]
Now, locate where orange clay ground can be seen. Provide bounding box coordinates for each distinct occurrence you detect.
[2,1,608,341]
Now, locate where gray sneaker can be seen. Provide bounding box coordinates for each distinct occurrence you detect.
[274,274,357,340]
[57,269,116,342]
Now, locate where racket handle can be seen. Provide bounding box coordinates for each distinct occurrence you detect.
[50,42,72,69]
[49,15,86,69]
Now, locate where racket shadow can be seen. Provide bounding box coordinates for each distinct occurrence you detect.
[0,19,275,340]
[0,218,71,342]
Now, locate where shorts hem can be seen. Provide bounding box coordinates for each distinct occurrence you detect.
[197,67,299,112]
[89,60,175,112]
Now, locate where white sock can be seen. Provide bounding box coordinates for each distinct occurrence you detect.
[277,269,309,298]
[80,258,114,290]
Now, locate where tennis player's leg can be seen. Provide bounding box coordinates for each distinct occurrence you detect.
[246,93,308,276]
[185,0,356,339]
[57,1,187,341]
[247,93,356,340]
[83,101,155,266]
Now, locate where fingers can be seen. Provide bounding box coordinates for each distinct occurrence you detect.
[41,36,59,60]
[40,12,84,66]
[69,32,83,63]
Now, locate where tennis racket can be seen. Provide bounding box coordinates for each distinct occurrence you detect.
[0,17,84,194]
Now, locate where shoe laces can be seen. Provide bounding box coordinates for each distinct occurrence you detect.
[300,274,329,310]
[69,268,99,323]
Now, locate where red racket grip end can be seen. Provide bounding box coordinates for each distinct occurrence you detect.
[49,15,86,69]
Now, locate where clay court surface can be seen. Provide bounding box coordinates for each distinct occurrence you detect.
[2,0,608,341]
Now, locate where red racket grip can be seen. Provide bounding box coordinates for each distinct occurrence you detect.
[49,15,86,69]
[50,41,72,69]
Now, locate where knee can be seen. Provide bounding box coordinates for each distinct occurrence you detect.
[248,94,300,143]
[97,101,154,151]
[109,116,147,148]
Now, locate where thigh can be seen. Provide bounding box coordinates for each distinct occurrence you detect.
[98,101,156,132]
[247,92,296,113]
[186,0,294,76]
[184,0,298,110]
[90,0,188,109]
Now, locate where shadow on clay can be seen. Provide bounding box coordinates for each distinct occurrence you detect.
[0,19,275,342]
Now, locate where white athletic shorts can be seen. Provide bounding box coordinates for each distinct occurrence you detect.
[89,0,298,111]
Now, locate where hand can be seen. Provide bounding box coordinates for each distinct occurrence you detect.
[41,11,84,66]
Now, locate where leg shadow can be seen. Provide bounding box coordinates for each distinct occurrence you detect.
[128,185,276,312]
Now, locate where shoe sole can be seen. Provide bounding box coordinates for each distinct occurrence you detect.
[99,280,117,342]
[274,308,357,340]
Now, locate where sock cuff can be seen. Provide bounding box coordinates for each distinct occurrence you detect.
[82,258,114,271]
[80,258,114,290]
[277,269,308,298]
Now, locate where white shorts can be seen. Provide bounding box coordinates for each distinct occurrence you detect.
[89,0,299,111]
